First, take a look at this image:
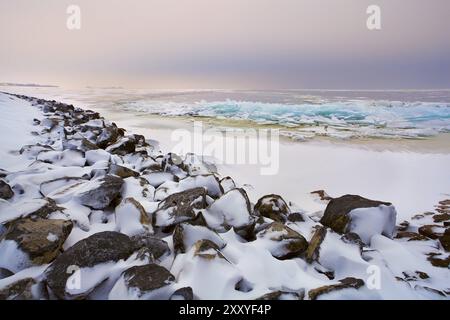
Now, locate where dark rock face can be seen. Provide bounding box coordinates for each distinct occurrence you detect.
[418,225,443,240]
[305,226,327,263]
[0,278,37,300]
[257,222,308,260]
[108,164,139,179]
[439,228,450,251]
[173,223,226,254]
[45,231,136,299]
[106,137,136,156]
[256,290,305,300]
[395,231,428,241]
[130,234,170,260]
[308,277,365,300]
[154,187,208,230]
[0,267,14,280]
[95,125,122,149]
[0,180,14,200]
[77,175,124,209]
[193,239,226,260]
[341,232,365,249]
[254,194,290,223]
[311,190,333,201]
[122,264,175,297]
[29,198,64,219]
[287,212,305,222]
[427,253,450,268]
[170,287,193,300]
[320,194,391,234]
[161,153,185,170]
[3,218,73,265]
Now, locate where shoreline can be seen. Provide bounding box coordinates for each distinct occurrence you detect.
[0,92,449,300]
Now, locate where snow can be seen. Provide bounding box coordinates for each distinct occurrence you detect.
[115,198,152,236]
[85,149,111,165]
[0,240,31,273]
[155,174,222,201]
[46,233,59,242]
[348,205,397,244]
[0,93,41,171]
[1,90,449,301]
[36,149,86,167]
[203,189,252,231]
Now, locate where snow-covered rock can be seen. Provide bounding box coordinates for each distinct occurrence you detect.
[76,175,124,209]
[109,264,175,300]
[115,197,152,236]
[203,188,254,232]
[0,218,72,272]
[173,223,226,254]
[36,149,86,167]
[154,187,208,230]
[85,149,110,165]
[45,231,137,299]
[320,194,397,244]
[256,222,308,259]
[254,194,291,223]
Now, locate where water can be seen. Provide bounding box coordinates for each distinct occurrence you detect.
[3,87,450,140]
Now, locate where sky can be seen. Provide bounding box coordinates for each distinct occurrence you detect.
[1,0,450,89]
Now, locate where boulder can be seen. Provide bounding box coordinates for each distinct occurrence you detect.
[161,152,185,170]
[142,171,178,188]
[308,277,365,300]
[427,253,450,268]
[173,223,226,254]
[254,194,290,223]
[0,268,14,280]
[439,228,450,251]
[320,194,396,244]
[85,149,110,165]
[45,231,136,299]
[305,226,327,263]
[129,234,170,260]
[2,218,73,265]
[395,231,429,241]
[170,287,194,300]
[192,239,226,260]
[203,188,254,232]
[256,290,305,300]
[256,222,308,259]
[108,164,139,179]
[155,174,222,201]
[109,264,175,300]
[76,175,124,209]
[0,278,42,300]
[115,197,152,236]
[105,137,136,156]
[219,177,236,193]
[0,180,14,200]
[36,149,86,167]
[96,125,122,149]
[418,225,445,240]
[153,187,208,231]
[183,153,217,176]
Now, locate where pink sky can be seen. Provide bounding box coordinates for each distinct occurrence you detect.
[1,0,449,89]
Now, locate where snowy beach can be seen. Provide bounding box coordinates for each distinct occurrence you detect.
[0,90,449,300]
[3,87,450,221]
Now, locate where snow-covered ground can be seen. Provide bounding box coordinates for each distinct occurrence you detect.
[0,93,41,171]
[0,91,449,300]
[2,88,450,221]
